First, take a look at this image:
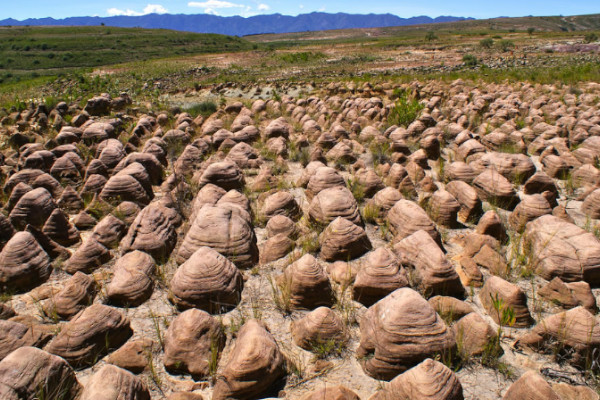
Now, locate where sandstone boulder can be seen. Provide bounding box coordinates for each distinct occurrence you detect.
[358,288,455,380]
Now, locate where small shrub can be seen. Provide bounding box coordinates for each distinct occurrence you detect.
[183,100,217,118]
[497,40,515,52]
[425,31,438,41]
[480,38,494,49]
[462,54,479,67]
[585,32,599,43]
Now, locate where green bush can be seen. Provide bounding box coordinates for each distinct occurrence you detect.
[184,101,217,118]
[585,32,599,43]
[463,54,479,67]
[480,38,494,49]
[497,40,516,52]
[387,90,424,128]
[425,31,438,41]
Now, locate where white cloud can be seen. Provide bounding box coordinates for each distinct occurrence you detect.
[143,4,168,14]
[107,4,168,16]
[257,3,269,11]
[299,4,304,9]
[188,0,244,9]
[107,8,142,16]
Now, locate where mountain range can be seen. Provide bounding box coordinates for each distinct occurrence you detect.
[0,12,474,36]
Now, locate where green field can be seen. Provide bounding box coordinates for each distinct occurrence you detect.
[0,26,253,83]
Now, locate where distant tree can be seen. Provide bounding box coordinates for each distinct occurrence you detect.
[425,31,437,41]
[101,22,105,26]
[480,38,494,49]
[585,32,599,43]
[527,27,535,36]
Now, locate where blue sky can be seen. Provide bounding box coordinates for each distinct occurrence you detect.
[2,0,598,20]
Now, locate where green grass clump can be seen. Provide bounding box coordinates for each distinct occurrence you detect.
[183,101,217,118]
[387,89,424,128]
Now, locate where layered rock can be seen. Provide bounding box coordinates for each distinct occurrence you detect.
[0,231,51,291]
[170,247,243,312]
[394,231,464,298]
[176,205,258,269]
[319,217,372,261]
[353,247,409,307]
[163,309,225,378]
[212,320,285,400]
[46,304,132,367]
[106,251,155,307]
[357,288,455,380]
[524,215,600,284]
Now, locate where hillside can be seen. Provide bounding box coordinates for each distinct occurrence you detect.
[248,13,600,43]
[0,26,252,83]
[0,12,472,36]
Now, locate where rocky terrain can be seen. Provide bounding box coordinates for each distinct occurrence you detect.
[1,79,600,400]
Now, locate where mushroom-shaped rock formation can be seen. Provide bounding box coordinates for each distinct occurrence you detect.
[472,169,518,209]
[372,187,403,216]
[428,190,461,227]
[170,246,243,313]
[64,238,111,274]
[266,215,297,239]
[176,205,258,269]
[0,347,81,399]
[502,370,561,400]
[260,234,295,264]
[306,166,346,199]
[582,188,600,219]
[394,231,464,298]
[388,200,441,247]
[509,194,552,232]
[290,307,346,351]
[479,276,533,328]
[353,247,409,307]
[538,277,597,312]
[212,320,285,400]
[99,173,151,206]
[445,181,482,222]
[163,309,225,379]
[80,364,150,400]
[43,272,97,320]
[0,320,52,361]
[357,288,456,380]
[91,214,127,248]
[524,215,600,284]
[120,204,178,262]
[475,210,507,242]
[9,187,56,229]
[428,296,473,322]
[480,152,536,183]
[319,217,372,261]
[517,306,600,368]
[261,191,301,221]
[227,142,261,169]
[197,161,244,191]
[42,208,80,246]
[370,358,464,400]
[445,161,478,183]
[0,231,51,292]
[106,250,155,307]
[280,253,335,310]
[309,186,362,226]
[453,313,497,357]
[105,338,155,374]
[46,304,132,367]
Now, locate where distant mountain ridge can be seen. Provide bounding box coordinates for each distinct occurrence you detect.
[0,12,474,36]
